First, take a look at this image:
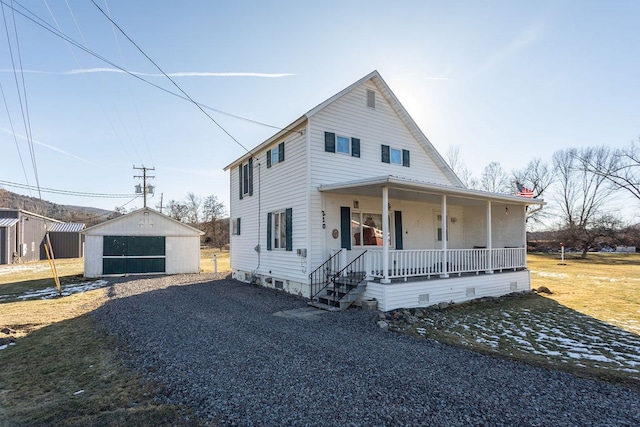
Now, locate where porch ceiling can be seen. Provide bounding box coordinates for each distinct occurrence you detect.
[318,175,545,206]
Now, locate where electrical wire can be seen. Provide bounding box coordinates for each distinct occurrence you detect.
[0,179,137,198]
[2,0,304,143]
[1,1,40,199]
[102,0,154,167]
[90,0,252,154]
[0,82,31,194]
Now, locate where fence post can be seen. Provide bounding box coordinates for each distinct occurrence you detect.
[213,254,218,273]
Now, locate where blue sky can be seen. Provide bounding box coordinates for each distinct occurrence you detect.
[1,1,639,221]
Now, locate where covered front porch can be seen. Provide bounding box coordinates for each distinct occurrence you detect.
[316,176,542,310]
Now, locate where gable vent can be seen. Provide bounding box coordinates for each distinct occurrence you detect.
[366,89,376,109]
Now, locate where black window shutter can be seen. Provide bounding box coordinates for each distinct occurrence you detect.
[394,211,403,250]
[267,212,272,251]
[279,142,285,163]
[340,207,351,250]
[285,208,293,251]
[248,157,254,196]
[402,149,410,167]
[238,164,243,200]
[381,145,390,163]
[237,218,241,236]
[267,150,272,168]
[351,138,360,158]
[325,132,336,153]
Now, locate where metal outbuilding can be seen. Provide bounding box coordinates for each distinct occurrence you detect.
[48,222,86,259]
[0,208,84,264]
[82,207,203,277]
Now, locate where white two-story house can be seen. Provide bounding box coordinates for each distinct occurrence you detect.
[224,71,544,312]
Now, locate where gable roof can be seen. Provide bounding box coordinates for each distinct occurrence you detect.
[82,207,204,235]
[224,71,463,187]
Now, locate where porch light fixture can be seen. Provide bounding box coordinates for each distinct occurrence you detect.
[505,206,509,215]
[353,200,359,209]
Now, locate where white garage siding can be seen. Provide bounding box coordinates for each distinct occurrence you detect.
[82,208,202,278]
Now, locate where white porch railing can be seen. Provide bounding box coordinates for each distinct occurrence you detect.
[366,248,526,280]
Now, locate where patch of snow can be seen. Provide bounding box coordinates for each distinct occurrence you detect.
[0,344,7,350]
[0,280,109,301]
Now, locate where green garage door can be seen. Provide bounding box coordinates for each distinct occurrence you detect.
[103,236,166,275]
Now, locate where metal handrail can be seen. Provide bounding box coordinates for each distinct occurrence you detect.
[315,250,368,304]
[309,249,342,300]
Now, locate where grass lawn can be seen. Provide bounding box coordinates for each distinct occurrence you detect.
[1,250,638,424]
[0,248,228,425]
[401,252,640,391]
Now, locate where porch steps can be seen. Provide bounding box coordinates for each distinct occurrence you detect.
[308,274,367,312]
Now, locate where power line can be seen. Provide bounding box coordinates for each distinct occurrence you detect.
[3,0,304,142]
[0,179,137,198]
[1,1,40,199]
[90,0,252,154]
[0,82,31,193]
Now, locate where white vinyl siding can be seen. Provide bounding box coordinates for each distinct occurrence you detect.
[364,271,531,311]
[229,129,308,284]
[310,81,450,188]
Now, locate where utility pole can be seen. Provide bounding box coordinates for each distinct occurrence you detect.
[133,165,155,208]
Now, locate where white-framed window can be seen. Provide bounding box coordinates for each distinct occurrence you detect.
[324,132,360,158]
[390,148,402,165]
[267,142,285,168]
[351,211,385,247]
[273,211,286,249]
[238,158,253,199]
[336,136,350,154]
[381,145,410,167]
[232,218,241,236]
[267,208,292,251]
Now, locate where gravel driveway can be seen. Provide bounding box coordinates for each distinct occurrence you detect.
[93,275,640,426]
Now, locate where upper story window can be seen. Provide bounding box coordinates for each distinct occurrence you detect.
[238,158,253,199]
[367,89,376,109]
[324,132,360,157]
[381,144,410,167]
[267,142,285,168]
[336,136,350,154]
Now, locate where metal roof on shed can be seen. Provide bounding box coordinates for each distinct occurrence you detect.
[48,222,85,232]
[0,218,19,227]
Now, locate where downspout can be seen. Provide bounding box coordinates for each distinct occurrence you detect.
[381,185,390,284]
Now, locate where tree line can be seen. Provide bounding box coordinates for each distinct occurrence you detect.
[160,193,229,249]
[446,138,640,258]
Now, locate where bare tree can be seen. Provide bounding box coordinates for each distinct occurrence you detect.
[202,195,228,249]
[575,140,640,202]
[553,147,618,258]
[513,158,556,226]
[480,162,510,193]
[185,192,202,224]
[167,199,189,222]
[445,146,479,189]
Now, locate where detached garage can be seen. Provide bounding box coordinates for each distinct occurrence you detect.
[82,207,203,277]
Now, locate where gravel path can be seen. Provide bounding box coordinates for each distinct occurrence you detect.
[92,275,640,426]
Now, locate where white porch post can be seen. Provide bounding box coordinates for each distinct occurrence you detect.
[440,194,449,278]
[381,185,391,283]
[486,200,494,274]
[523,205,528,268]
